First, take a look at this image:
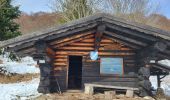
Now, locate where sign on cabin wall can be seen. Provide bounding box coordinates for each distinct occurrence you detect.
[100,58,123,75]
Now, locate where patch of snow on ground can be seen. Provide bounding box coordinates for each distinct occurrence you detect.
[150,75,170,96]
[0,78,41,100]
[0,56,39,74]
[158,59,170,66]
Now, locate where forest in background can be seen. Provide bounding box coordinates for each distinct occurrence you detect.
[12,0,170,34]
[15,12,170,34]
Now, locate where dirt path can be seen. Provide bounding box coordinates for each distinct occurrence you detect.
[35,92,152,100]
[0,73,39,83]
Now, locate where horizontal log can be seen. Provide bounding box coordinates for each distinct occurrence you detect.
[9,42,35,52]
[101,39,114,43]
[50,31,94,45]
[103,35,140,49]
[55,51,135,56]
[105,31,147,47]
[57,46,94,51]
[54,63,67,66]
[106,24,157,41]
[17,47,36,55]
[52,34,94,48]
[82,81,138,88]
[55,55,67,58]
[82,77,138,82]
[84,60,100,62]
[56,45,132,51]
[54,67,67,71]
[56,51,88,55]
[69,43,94,46]
[79,39,94,43]
[98,52,135,56]
[54,59,67,62]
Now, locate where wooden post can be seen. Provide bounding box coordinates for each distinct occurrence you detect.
[94,24,105,51]
[157,75,161,88]
[34,40,54,94]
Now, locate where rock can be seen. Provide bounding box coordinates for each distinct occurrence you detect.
[0,60,3,64]
[143,96,155,100]
[104,91,116,99]
[116,94,125,99]
[155,88,166,100]
[126,90,134,98]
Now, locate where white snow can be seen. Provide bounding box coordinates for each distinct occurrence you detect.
[149,59,170,95]
[0,56,40,74]
[0,55,41,99]
[150,75,170,96]
[0,78,41,100]
[158,59,170,67]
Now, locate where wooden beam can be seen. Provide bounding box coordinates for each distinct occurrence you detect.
[106,24,157,41]
[138,42,167,59]
[7,42,35,52]
[34,40,56,62]
[69,43,94,47]
[50,31,94,45]
[104,31,148,47]
[45,23,97,41]
[53,34,94,48]
[94,25,105,51]
[151,63,170,72]
[103,35,141,49]
[55,51,135,56]
[46,47,56,56]
[57,46,94,51]
[136,41,168,67]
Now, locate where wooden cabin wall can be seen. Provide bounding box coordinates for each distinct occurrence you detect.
[52,33,138,90]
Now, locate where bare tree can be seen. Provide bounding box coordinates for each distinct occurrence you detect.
[103,0,160,23]
[50,0,99,23]
[50,0,160,24]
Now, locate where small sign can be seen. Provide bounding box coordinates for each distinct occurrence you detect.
[90,51,98,60]
[100,58,123,74]
[150,60,155,63]
[39,60,45,63]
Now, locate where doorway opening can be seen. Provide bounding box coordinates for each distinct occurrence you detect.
[68,56,82,89]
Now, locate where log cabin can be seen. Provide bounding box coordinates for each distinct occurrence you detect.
[0,13,170,96]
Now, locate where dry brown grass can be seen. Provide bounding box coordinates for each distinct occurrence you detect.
[35,92,152,100]
[0,73,39,84]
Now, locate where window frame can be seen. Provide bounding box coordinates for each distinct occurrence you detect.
[100,57,124,75]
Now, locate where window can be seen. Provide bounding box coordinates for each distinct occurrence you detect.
[100,58,124,75]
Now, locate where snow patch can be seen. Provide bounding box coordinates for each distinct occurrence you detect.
[150,75,170,96]
[0,78,41,100]
[0,56,39,74]
[158,59,170,66]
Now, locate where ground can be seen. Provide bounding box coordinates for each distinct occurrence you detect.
[35,92,153,100]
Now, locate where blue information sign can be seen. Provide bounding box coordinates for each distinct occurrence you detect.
[100,58,123,75]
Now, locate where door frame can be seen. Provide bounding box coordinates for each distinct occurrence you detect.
[66,55,83,89]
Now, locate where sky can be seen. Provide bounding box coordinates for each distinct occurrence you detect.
[12,0,170,19]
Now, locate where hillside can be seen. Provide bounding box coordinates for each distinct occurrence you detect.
[15,13,170,34]
[15,12,61,34]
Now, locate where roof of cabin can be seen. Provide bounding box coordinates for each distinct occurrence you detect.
[0,13,170,48]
